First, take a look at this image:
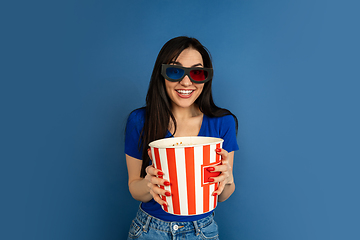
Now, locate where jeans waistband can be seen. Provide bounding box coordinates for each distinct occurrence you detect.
[135,206,215,234]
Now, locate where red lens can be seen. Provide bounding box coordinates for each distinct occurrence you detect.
[190,69,207,81]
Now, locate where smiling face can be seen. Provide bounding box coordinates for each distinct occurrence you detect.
[165,48,205,111]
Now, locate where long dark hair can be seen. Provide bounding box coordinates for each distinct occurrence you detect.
[136,36,238,177]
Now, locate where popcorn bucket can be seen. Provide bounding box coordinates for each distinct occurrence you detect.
[149,136,223,216]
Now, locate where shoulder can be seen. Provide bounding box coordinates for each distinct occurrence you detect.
[205,114,237,136]
[126,107,146,134]
[203,114,238,152]
[129,107,146,119]
[202,113,237,136]
[205,114,236,126]
[127,108,146,124]
[125,108,146,159]
[219,114,236,124]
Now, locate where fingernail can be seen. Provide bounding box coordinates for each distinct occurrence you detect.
[215,148,221,152]
[162,203,167,208]
[208,178,214,182]
[212,192,218,196]
[165,192,171,197]
[158,171,164,176]
[164,181,170,186]
[207,167,215,171]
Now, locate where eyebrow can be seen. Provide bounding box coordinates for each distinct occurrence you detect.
[170,61,203,68]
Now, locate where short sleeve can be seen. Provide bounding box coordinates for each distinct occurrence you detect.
[125,109,145,160]
[220,115,239,153]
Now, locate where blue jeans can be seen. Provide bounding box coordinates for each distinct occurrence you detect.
[127,207,219,240]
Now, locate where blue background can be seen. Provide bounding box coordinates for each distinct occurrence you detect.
[1,0,359,239]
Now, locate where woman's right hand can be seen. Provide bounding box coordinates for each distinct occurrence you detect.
[145,149,171,207]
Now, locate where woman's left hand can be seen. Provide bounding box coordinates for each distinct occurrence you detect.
[210,148,234,196]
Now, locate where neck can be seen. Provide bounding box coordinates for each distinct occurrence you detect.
[171,104,202,120]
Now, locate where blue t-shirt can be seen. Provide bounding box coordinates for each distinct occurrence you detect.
[125,108,239,221]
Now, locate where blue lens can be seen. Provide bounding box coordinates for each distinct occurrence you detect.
[166,67,184,79]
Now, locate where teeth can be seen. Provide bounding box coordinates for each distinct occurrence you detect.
[176,90,193,95]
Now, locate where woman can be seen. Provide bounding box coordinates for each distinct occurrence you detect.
[125,36,238,239]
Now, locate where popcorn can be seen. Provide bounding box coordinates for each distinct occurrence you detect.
[172,141,183,146]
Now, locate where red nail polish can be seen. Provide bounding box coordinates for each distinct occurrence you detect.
[215,148,221,152]
[165,192,171,197]
[212,192,218,196]
[208,178,214,182]
[164,181,170,186]
[158,171,164,176]
[162,203,167,208]
[207,167,215,171]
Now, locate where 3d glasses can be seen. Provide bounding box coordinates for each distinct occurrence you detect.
[161,64,213,83]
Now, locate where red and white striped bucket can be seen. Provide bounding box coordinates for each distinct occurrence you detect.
[149,136,223,216]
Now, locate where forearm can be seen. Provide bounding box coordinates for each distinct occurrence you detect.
[218,182,235,202]
[218,172,235,202]
[128,178,153,202]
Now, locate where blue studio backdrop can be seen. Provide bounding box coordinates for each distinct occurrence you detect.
[1,0,359,239]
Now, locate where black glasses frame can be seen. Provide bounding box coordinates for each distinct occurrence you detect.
[161,64,213,83]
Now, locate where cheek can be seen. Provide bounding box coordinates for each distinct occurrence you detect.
[165,80,176,88]
[196,84,205,94]
[165,82,176,95]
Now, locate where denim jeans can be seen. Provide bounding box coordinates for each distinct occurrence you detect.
[127,206,219,240]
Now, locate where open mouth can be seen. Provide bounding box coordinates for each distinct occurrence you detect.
[176,89,194,96]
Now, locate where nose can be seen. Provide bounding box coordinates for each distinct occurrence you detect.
[179,75,192,86]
